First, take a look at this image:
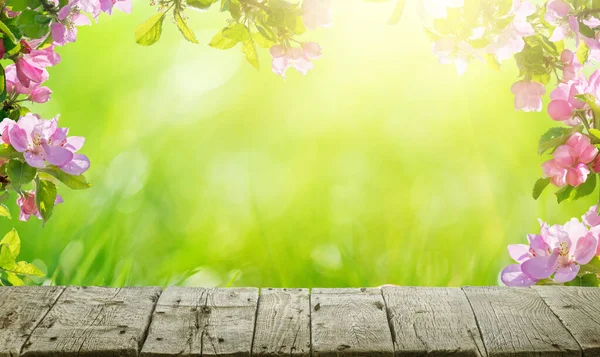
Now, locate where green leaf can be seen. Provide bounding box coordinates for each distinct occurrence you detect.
[134,12,166,46]
[573,173,597,200]
[0,65,6,103]
[222,23,250,42]
[0,204,10,219]
[564,273,599,287]
[242,39,259,69]
[0,20,18,43]
[0,144,22,159]
[39,167,91,190]
[577,41,590,64]
[209,29,238,49]
[6,272,23,286]
[532,177,550,200]
[6,0,28,11]
[0,229,20,257]
[27,0,41,9]
[15,10,49,38]
[35,178,57,223]
[555,185,573,203]
[220,0,230,11]
[387,0,405,24]
[579,21,595,38]
[582,256,600,274]
[538,127,575,155]
[6,159,36,191]
[590,128,600,139]
[11,261,43,276]
[174,11,198,44]
[186,0,217,10]
[0,243,15,270]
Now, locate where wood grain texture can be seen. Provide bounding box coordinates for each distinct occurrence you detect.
[0,286,65,357]
[21,286,161,357]
[381,286,485,357]
[535,286,600,356]
[463,286,580,357]
[311,288,394,357]
[252,288,310,357]
[140,287,258,357]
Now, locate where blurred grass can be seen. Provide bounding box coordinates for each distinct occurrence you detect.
[1,0,595,287]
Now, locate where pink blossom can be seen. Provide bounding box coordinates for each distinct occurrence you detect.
[511,80,545,112]
[52,1,93,46]
[270,43,321,79]
[302,0,332,31]
[521,219,598,283]
[0,39,5,60]
[5,65,52,103]
[542,133,598,187]
[561,50,582,81]
[487,1,535,61]
[583,205,600,228]
[5,114,90,175]
[13,45,61,87]
[547,70,600,124]
[545,1,581,46]
[17,190,63,221]
[432,38,482,76]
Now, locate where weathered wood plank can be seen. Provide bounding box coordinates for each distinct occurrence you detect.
[0,286,65,357]
[381,286,486,357]
[463,286,580,357]
[21,286,161,357]
[535,286,600,356]
[311,288,394,357]
[140,287,259,357]
[252,288,310,357]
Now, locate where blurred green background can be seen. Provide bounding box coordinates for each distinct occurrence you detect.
[0,0,594,287]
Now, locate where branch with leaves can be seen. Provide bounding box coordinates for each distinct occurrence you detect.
[135,0,331,77]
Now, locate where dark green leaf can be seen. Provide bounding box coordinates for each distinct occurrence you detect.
[579,21,595,38]
[555,185,574,203]
[6,159,36,191]
[35,178,56,223]
[16,10,49,38]
[532,177,550,200]
[573,173,597,200]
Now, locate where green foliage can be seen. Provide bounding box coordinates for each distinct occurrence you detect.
[15,9,51,39]
[7,159,37,191]
[135,11,166,46]
[35,178,57,223]
[0,229,44,286]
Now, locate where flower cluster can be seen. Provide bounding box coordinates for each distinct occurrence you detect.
[502,206,600,286]
[413,0,600,286]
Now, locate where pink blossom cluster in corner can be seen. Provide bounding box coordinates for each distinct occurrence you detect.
[0,114,90,176]
[542,133,599,187]
[501,211,599,286]
[17,191,63,222]
[52,0,131,46]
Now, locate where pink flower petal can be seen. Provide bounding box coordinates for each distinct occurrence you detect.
[554,264,580,283]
